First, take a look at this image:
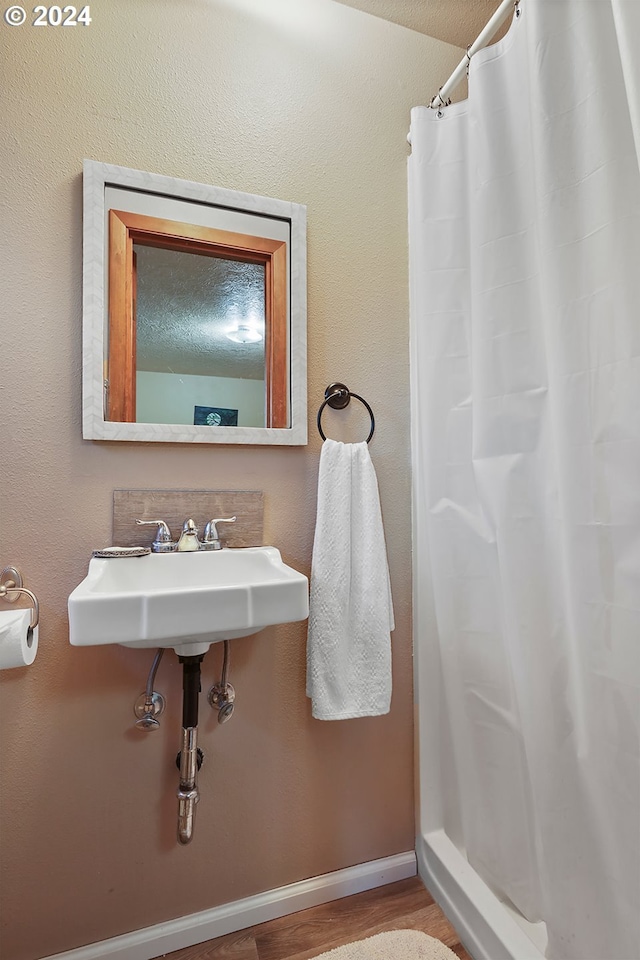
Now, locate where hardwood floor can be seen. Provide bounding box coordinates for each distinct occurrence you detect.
[162,876,472,960]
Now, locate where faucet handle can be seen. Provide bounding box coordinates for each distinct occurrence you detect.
[202,516,237,549]
[135,519,177,553]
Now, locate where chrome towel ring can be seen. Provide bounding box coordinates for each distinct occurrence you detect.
[317,383,375,444]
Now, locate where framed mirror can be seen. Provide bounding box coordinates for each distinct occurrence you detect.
[82,160,307,444]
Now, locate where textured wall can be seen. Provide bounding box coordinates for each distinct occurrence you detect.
[0,2,460,957]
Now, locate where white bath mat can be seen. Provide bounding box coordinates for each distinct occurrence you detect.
[310,929,460,960]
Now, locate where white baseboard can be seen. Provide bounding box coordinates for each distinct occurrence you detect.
[41,851,417,960]
[417,830,543,960]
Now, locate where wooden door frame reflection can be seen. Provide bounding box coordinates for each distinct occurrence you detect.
[108,210,287,427]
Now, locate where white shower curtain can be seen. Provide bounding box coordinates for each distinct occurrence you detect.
[409,2,640,959]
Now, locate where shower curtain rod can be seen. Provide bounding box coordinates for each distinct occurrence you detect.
[430,0,517,108]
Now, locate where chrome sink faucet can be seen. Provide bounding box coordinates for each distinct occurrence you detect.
[135,516,237,552]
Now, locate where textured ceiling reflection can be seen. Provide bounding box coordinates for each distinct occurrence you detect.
[135,245,266,380]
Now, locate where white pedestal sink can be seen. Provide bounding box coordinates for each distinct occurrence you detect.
[68,547,309,656]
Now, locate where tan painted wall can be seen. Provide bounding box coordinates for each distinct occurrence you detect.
[0,3,460,957]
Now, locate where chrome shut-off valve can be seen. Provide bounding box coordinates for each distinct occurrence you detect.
[207,638,235,723]
[134,648,166,730]
[208,682,236,723]
[134,691,166,729]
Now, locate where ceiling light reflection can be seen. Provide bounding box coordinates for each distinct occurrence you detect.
[226,323,264,344]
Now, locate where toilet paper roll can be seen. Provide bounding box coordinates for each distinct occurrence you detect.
[0,608,38,669]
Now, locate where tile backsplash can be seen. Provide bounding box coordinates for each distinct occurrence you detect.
[112,490,264,549]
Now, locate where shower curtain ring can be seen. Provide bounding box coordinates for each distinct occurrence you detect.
[430,87,451,114]
[514,0,521,18]
[465,45,472,76]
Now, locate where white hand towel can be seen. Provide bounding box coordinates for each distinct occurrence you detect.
[306,439,394,720]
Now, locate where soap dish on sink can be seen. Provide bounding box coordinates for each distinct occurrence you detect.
[91,546,151,559]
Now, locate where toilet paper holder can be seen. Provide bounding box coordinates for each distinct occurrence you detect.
[0,566,39,629]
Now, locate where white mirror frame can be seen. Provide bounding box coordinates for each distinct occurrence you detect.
[82,160,307,444]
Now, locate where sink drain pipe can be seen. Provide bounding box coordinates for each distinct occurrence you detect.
[177,654,205,844]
